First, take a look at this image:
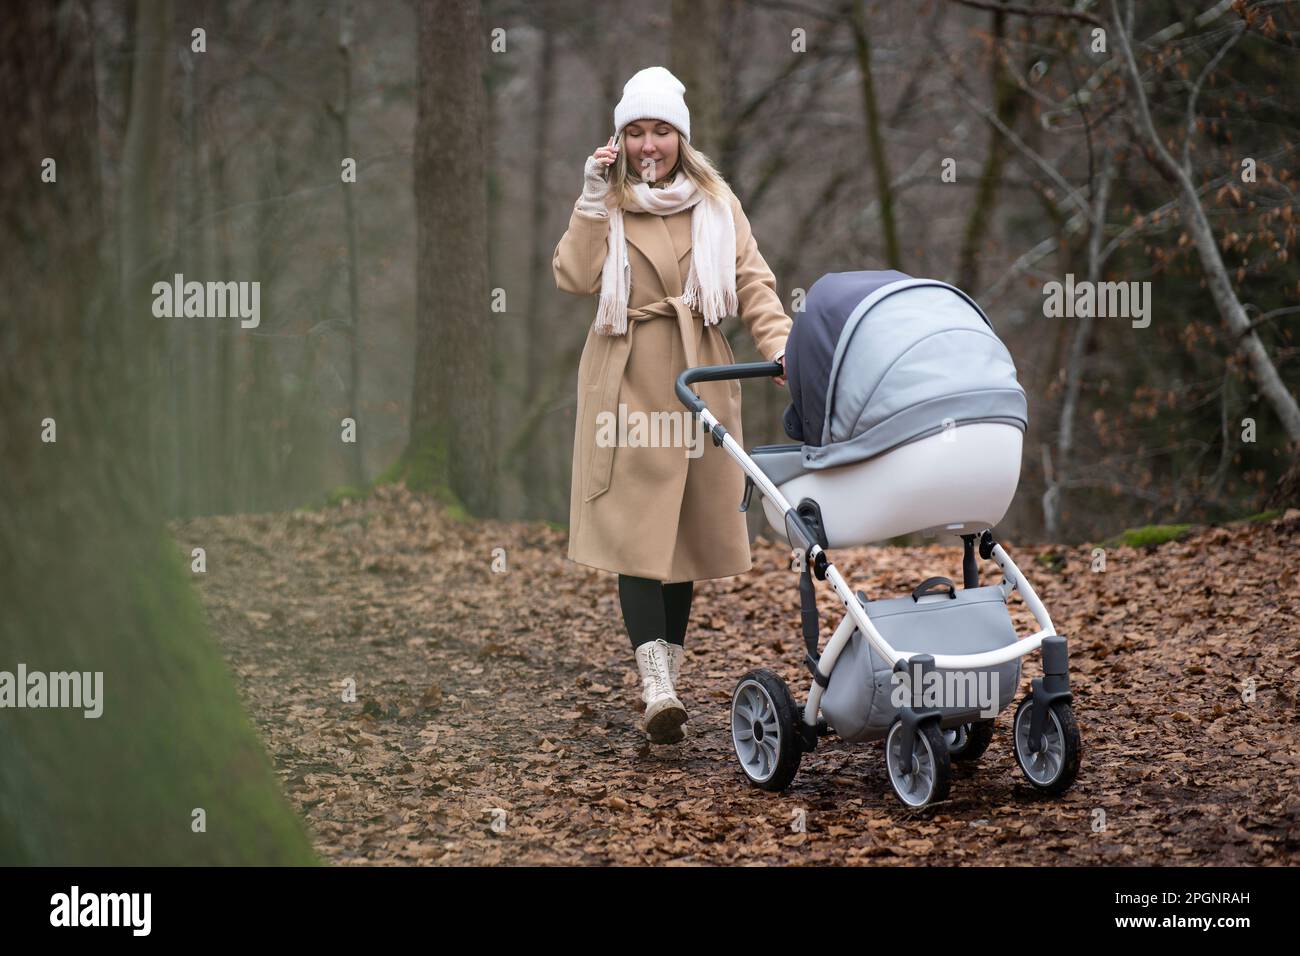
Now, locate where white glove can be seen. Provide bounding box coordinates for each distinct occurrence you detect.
[575,154,611,218]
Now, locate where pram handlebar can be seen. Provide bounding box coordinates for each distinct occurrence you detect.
[675,360,786,415]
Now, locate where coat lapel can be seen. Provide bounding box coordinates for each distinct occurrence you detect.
[625,212,687,299]
[671,213,693,276]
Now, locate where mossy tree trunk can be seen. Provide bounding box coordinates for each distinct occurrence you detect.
[0,0,316,865]
[403,0,495,516]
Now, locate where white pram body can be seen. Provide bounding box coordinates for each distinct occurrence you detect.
[753,422,1024,548]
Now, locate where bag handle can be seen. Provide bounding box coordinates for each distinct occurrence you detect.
[911,576,957,602]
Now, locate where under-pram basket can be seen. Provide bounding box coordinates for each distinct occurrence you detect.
[675,270,1081,808]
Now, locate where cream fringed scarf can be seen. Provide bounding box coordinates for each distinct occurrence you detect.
[594,171,738,336]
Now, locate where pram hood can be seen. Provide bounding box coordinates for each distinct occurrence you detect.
[782,270,1028,470]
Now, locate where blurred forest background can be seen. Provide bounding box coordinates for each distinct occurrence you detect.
[14,0,1300,542]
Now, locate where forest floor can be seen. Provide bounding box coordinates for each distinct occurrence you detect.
[172,483,1300,865]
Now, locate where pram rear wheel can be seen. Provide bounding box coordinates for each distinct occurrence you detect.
[945,720,995,762]
[885,719,951,808]
[731,669,801,792]
[1012,697,1081,795]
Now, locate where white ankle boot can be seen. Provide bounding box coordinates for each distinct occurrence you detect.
[634,639,687,744]
[665,642,683,686]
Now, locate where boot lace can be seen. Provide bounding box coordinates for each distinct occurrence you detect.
[645,642,673,699]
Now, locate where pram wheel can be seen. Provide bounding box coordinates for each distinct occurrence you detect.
[945,720,995,762]
[1012,697,1081,795]
[885,719,951,808]
[731,669,801,792]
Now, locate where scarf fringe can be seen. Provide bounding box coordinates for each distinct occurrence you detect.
[681,272,738,327]
[594,252,631,336]
[594,290,627,335]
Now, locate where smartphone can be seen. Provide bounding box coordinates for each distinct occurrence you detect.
[601,140,619,181]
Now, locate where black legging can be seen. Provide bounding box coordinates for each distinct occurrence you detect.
[618,574,694,650]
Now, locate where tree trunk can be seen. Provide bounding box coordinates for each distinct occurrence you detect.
[956,8,1020,293]
[671,0,723,160]
[118,0,171,504]
[850,0,901,269]
[403,0,494,515]
[523,11,558,517]
[1267,458,1300,509]
[178,43,201,516]
[339,0,366,488]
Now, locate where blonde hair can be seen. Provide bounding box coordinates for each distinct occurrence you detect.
[605,127,732,210]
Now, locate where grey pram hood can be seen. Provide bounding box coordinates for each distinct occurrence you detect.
[782,270,1028,469]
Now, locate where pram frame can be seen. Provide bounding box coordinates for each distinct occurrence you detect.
[676,360,1057,737]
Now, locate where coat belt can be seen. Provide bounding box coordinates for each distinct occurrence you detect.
[595,296,703,420]
[584,297,704,501]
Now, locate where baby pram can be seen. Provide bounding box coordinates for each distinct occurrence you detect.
[675,270,1081,807]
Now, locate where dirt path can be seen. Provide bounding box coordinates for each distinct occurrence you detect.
[171,485,1300,865]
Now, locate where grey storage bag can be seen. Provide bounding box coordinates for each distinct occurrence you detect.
[819,583,1021,743]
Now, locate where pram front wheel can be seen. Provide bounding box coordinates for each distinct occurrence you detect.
[945,720,995,762]
[885,719,951,808]
[1012,697,1081,795]
[731,669,801,792]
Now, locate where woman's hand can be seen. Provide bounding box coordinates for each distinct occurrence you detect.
[577,138,617,216]
[772,354,786,387]
[591,135,620,173]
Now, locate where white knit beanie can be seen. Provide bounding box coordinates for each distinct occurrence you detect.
[613,66,691,143]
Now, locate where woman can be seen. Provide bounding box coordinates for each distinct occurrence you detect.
[552,66,792,745]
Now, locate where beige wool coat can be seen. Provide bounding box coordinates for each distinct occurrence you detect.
[553,187,793,583]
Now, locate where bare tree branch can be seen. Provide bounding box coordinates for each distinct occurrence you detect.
[1072,0,1237,105]
[946,72,1092,217]
[944,0,1104,27]
[1182,20,1248,171]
